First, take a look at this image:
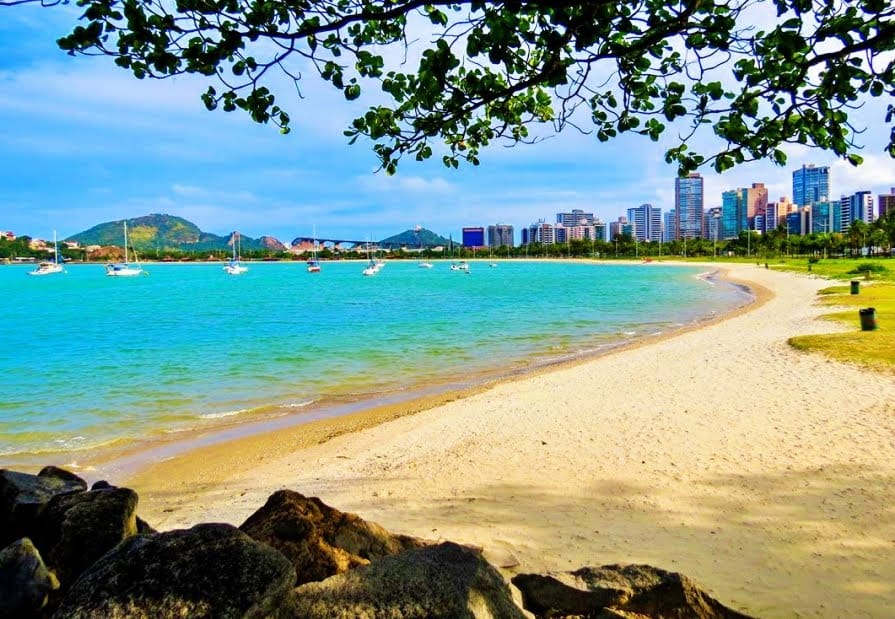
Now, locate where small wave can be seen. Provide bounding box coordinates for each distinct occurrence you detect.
[199,409,248,420]
[622,331,637,336]
[283,399,317,409]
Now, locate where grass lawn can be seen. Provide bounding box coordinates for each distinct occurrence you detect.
[788,282,895,373]
[770,256,895,283]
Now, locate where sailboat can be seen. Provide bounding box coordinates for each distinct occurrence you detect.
[223,231,249,275]
[362,239,377,276]
[106,221,144,277]
[307,226,321,273]
[489,244,497,267]
[28,231,64,276]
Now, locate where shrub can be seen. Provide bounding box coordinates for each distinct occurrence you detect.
[848,262,888,275]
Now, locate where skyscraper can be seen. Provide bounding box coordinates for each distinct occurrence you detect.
[556,209,594,227]
[720,190,741,240]
[487,224,514,247]
[879,188,895,219]
[792,164,830,206]
[675,173,704,239]
[461,227,485,248]
[742,183,768,228]
[626,204,662,242]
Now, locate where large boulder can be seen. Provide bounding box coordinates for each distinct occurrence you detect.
[0,537,59,617]
[239,489,427,585]
[0,467,87,546]
[291,541,526,618]
[54,523,295,619]
[512,564,754,619]
[35,486,140,586]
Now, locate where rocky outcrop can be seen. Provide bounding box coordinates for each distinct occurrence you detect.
[0,467,754,619]
[512,564,754,619]
[35,486,139,586]
[291,541,527,618]
[0,467,87,546]
[0,538,59,617]
[54,523,295,619]
[239,489,427,585]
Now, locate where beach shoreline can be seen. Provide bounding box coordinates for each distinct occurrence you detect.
[119,263,895,618]
[67,262,753,480]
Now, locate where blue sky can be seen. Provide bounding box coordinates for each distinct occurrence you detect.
[2,5,894,245]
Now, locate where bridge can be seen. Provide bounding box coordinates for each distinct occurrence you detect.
[290,237,440,251]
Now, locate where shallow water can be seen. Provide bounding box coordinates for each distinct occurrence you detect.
[0,260,749,460]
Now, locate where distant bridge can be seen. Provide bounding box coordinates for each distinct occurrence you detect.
[290,237,440,250]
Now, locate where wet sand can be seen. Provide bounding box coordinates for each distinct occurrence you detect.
[124,264,895,618]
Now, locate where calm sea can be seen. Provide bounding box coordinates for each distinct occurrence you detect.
[0,260,749,463]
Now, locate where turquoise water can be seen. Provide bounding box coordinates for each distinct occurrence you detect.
[0,260,749,461]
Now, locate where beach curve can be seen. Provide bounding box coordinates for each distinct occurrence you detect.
[124,263,895,618]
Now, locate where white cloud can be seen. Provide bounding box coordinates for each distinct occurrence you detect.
[355,174,457,194]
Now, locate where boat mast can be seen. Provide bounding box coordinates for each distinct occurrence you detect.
[123,221,129,265]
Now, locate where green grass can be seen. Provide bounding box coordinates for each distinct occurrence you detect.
[788,283,895,372]
[771,257,895,282]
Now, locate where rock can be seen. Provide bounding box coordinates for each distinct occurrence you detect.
[0,538,59,617]
[35,486,139,586]
[0,467,87,546]
[291,541,527,618]
[512,564,754,619]
[239,489,427,585]
[54,523,295,619]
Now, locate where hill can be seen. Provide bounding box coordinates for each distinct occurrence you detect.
[379,228,452,249]
[67,214,283,252]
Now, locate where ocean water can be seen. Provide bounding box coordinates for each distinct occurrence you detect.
[0,260,750,461]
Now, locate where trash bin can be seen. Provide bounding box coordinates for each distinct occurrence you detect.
[850,280,860,295]
[859,307,878,331]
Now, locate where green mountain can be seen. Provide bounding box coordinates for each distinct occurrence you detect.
[67,214,284,252]
[379,228,452,248]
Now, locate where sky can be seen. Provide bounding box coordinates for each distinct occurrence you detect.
[2,5,895,245]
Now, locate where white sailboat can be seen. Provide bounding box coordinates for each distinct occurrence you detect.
[223,231,249,275]
[106,221,144,277]
[362,240,377,276]
[307,226,321,273]
[28,231,64,276]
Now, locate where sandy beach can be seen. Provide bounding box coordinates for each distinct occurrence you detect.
[123,264,895,618]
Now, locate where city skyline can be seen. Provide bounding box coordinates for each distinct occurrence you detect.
[3,7,895,244]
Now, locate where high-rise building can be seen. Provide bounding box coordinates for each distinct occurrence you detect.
[525,220,554,244]
[593,219,607,242]
[462,227,485,248]
[556,209,594,227]
[626,203,662,242]
[720,190,741,240]
[742,183,768,228]
[675,173,704,239]
[721,183,768,239]
[839,191,874,231]
[487,224,514,247]
[704,207,722,242]
[609,216,632,240]
[764,197,794,233]
[878,188,895,219]
[663,210,676,242]
[786,210,803,236]
[792,164,830,206]
[808,201,840,234]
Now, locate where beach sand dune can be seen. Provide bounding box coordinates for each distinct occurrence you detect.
[127,265,895,618]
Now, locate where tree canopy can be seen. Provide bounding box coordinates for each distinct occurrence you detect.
[5,0,895,174]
